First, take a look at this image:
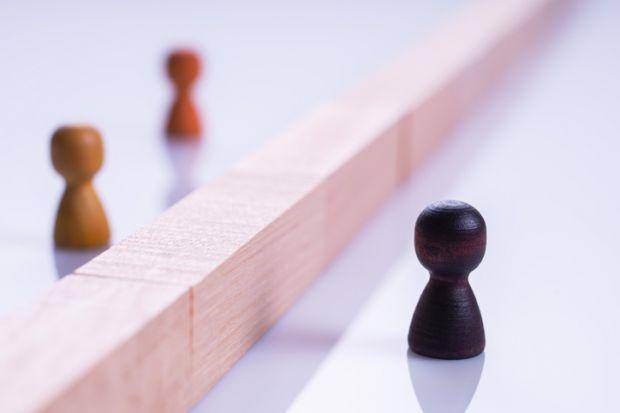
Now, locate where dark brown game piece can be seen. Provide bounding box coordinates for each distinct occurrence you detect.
[408,200,486,359]
[166,49,202,139]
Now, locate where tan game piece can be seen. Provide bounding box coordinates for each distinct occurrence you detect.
[166,49,202,139]
[51,125,110,248]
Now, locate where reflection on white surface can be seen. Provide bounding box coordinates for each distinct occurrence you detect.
[164,139,205,206]
[408,350,484,413]
[53,247,108,279]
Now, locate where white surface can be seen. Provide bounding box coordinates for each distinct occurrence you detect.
[196,1,620,412]
[0,0,460,317]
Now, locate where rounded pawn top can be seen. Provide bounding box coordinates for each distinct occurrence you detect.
[51,125,104,185]
[167,49,201,88]
[415,200,486,277]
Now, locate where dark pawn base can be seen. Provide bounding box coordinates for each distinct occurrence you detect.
[408,277,485,360]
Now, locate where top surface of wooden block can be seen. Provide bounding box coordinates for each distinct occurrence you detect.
[77,170,324,286]
[0,275,191,413]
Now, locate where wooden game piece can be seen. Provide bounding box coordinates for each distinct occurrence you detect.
[0,0,563,409]
[166,49,202,139]
[51,125,110,248]
[409,200,486,359]
[0,274,191,413]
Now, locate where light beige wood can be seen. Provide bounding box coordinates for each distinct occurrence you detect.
[78,170,325,284]
[233,101,404,261]
[0,275,191,413]
[190,176,326,399]
[77,171,328,401]
[0,0,565,410]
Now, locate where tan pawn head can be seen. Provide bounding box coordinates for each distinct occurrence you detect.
[51,125,110,248]
[166,49,202,139]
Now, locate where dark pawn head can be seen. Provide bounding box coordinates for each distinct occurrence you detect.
[167,49,201,89]
[415,200,486,277]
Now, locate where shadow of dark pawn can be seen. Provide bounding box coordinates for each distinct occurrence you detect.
[409,200,486,359]
[407,350,485,413]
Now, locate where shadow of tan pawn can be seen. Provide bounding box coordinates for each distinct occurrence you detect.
[166,49,202,140]
[51,125,110,248]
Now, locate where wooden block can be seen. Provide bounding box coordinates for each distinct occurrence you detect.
[190,182,325,401]
[77,171,323,285]
[322,123,400,259]
[0,275,191,413]
[77,171,327,403]
[234,101,402,177]
[235,101,403,261]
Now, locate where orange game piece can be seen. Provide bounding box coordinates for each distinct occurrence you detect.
[51,125,110,248]
[166,49,202,139]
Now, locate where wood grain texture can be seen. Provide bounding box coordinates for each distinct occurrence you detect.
[1,0,565,410]
[190,182,326,400]
[78,171,324,285]
[0,275,191,413]
[77,171,327,402]
[234,101,403,261]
